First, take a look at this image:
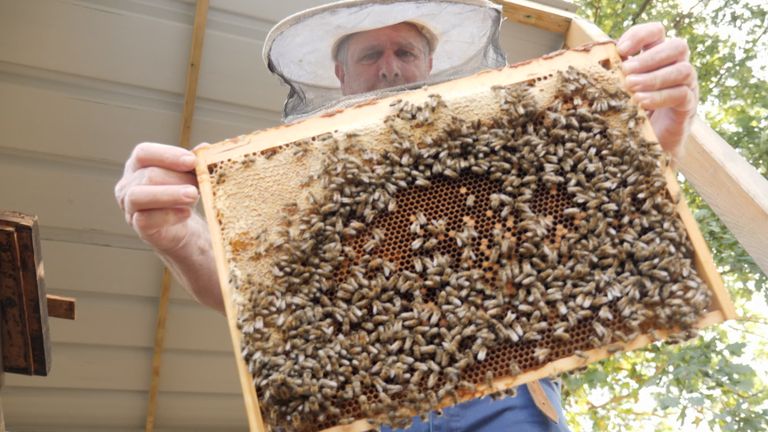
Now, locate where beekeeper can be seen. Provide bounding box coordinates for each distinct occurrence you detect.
[114,1,698,430]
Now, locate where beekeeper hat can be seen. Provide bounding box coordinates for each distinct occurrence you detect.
[264,0,507,122]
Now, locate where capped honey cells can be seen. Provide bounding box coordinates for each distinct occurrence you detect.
[210,66,711,431]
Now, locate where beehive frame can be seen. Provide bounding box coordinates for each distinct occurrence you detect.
[195,9,737,432]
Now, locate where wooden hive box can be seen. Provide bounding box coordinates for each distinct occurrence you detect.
[0,211,51,376]
[195,42,736,431]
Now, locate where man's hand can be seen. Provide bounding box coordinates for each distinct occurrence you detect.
[115,142,224,313]
[617,22,699,157]
[115,142,201,253]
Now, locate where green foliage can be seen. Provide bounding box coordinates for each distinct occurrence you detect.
[562,1,768,431]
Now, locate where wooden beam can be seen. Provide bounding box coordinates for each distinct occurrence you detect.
[0,396,5,432]
[145,1,209,431]
[564,16,611,47]
[679,118,768,277]
[178,0,209,150]
[145,269,172,432]
[46,295,75,320]
[534,0,578,13]
[497,0,575,34]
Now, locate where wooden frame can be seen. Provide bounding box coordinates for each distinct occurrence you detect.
[0,211,51,377]
[196,44,735,432]
[0,209,75,430]
[0,212,77,376]
[194,2,752,430]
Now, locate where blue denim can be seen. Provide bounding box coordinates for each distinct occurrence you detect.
[380,379,571,432]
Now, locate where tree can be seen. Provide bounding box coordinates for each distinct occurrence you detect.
[562,1,768,431]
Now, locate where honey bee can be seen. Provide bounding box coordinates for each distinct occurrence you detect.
[534,347,552,362]
[235,63,709,431]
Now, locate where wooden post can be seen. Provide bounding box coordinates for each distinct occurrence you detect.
[178,0,210,151]
[145,270,172,432]
[564,16,611,46]
[495,0,574,33]
[144,1,209,431]
[678,118,768,276]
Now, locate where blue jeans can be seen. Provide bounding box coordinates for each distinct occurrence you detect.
[380,379,571,432]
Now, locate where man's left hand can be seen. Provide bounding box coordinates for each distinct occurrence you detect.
[616,22,699,157]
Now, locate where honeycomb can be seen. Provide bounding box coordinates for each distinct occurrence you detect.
[206,63,712,432]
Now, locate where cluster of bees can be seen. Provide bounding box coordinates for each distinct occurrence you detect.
[231,66,711,431]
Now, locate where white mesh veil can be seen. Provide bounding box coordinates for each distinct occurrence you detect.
[263,0,508,122]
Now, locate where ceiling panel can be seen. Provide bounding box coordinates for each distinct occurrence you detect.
[43,240,166,298]
[0,154,130,235]
[4,387,146,428]
[0,0,287,111]
[45,289,231,352]
[42,240,203,302]
[4,343,240,395]
[154,392,247,428]
[4,386,247,429]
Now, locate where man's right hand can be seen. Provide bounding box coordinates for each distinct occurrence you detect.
[114,142,204,253]
[115,142,225,314]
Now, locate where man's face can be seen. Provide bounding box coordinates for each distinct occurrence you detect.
[335,23,433,96]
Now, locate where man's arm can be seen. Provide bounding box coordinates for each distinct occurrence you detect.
[114,142,225,314]
[617,22,699,157]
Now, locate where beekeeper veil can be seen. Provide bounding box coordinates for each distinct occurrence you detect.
[264,0,507,122]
